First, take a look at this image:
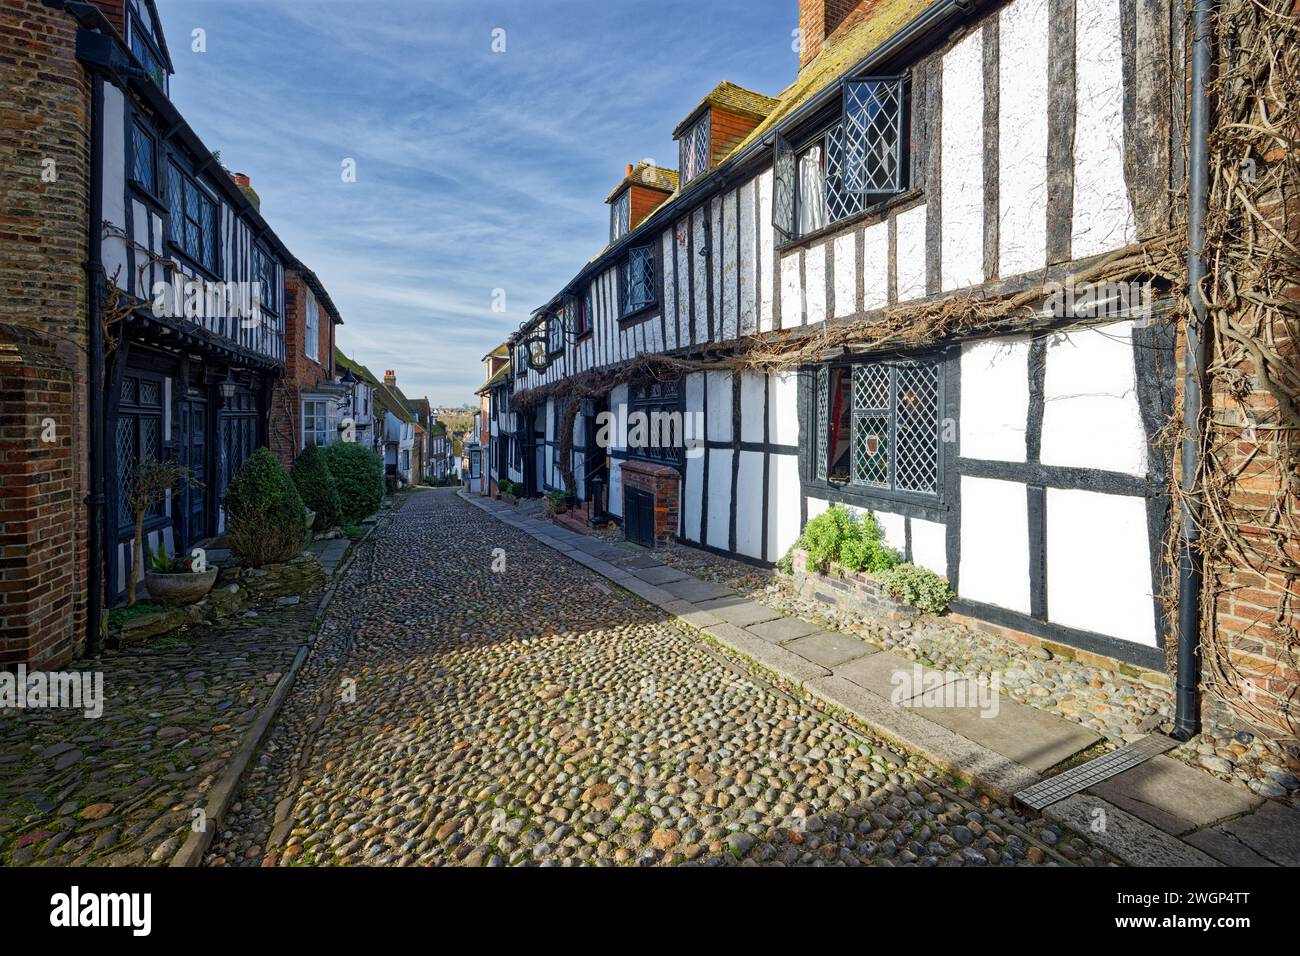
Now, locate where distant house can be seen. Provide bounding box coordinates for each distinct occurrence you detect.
[334,348,381,454]
[372,369,418,486]
[270,264,347,465]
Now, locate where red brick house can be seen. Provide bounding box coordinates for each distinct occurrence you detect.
[270,265,347,465]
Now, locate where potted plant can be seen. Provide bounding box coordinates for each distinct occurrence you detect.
[124,456,202,606]
[143,540,218,606]
[545,489,567,516]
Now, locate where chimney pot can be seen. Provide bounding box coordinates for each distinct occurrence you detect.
[626,163,634,177]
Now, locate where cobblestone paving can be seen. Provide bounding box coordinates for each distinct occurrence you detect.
[208,490,1108,867]
[0,602,315,866]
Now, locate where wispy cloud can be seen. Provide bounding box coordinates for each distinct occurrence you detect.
[162,0,795,404]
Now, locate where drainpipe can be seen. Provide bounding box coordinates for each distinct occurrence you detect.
[85,71,106,657]
[1173,0,1214,741]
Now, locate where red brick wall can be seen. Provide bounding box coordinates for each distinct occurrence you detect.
[621,460,680,545]
[0,0,91,668]
[270,271,335,465]
[799,0,871,69]
[1205,171,1299,736]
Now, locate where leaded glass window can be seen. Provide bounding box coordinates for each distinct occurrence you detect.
[627,379,680,464]
[817,359,940,496]
[252,244,278,314]
[115,373,164,530]
[130,122,155,194]
[167,162,218,273]
[679,113,711,186]
[621,244,656,316]
[610,189,631,244]
[775,75,908,241]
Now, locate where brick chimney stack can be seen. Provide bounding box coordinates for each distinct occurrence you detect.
[799,0,865,70]
[384,370,396,386]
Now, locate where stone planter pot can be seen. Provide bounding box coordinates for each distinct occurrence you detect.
[304,508,317,531]
[144,568,219,606]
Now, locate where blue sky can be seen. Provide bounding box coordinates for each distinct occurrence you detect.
[161,0,799,405]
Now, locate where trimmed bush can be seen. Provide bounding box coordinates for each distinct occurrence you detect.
[323,442,384,524]
[796,504,900,574]
[880,563,955,614]
[290,444,342,529]
[222,447,305,567]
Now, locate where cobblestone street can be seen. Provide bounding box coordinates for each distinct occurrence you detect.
[207,490,1105,867]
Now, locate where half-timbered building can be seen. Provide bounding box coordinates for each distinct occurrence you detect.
[503,0,1186,671]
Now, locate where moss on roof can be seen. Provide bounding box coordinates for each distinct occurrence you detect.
[334,347,379,385]
[672,80,781,138]
[604,161,680,203]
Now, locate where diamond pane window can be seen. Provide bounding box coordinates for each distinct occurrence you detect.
[610,189,631,244]
[818,359,940,496]
[773,133,796,238]
[679,113,711,186]
[622,244,656,315]
[130,123,155,193]
[166,163,183,246]
[815,366,829,480]
[777,75,908,240]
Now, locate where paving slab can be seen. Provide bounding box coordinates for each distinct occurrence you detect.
[703,624,832,688]
[745,617,823,643]
[1087,755,1262,835]
[617,578,677,606]
[919,694,1101,774]
[784,631,875,668]
[835,651,956,702]
[1183,826,1279,867]
[1043,794,1221,867]
[660,600,723,629]
[632,565,688,585]
[610,553,664,570]
[659,578,735,603]
[691,596,783,627]
[804,675,1041,801]
[1211,799,1300,866]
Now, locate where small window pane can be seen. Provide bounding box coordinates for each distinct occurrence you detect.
[131,123,155,192]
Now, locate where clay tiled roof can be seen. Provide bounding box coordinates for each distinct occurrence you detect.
[672,81,781,138]
[604,161,680,203]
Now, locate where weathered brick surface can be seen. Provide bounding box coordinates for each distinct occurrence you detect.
[0,0,91,668]
[269,271,336,466]
[621,460,680,545]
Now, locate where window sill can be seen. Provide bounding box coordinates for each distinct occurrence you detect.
[163,240,221,285]
[777,188,924,254]
[128,179,167,212]
[805,476,946,515]
[618,303,659,327]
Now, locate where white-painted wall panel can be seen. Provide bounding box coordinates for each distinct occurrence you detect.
[740,373,765,443]
[895,205,928,301]
[739,179,758,337]
[720,193,738,341]
[768,454,802,560]
[959,475,1031,612]
[780,252,801,326]
[693,207,710,344]
[911,518,948,576]
[1046,488,1156,645]
[705,371,733,442]
[806,496,830,521]
[707,449,733,548]
[735,451,765,558]
[1072,0,1137,258]
[1040,320,1147,475]
[804,244,827,326]
[684,454,704,542]
[834,231,856,318]
[862,220,889,311]
[767,371,799,446]
[999,0,1050,277]
[758,170,776,332]
[941,27,986,289]
[661,230,677,351]
[960,337,1030,462]
[675,220,690,348]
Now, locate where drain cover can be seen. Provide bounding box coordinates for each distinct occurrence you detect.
[1014,733,1179,811]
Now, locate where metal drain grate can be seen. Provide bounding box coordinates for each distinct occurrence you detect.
[1014,734,1179,811]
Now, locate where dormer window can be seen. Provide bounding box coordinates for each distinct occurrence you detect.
[774,75,909,241]
[679,113,711,186]
[610,189,631,244]
[127,0,169,92]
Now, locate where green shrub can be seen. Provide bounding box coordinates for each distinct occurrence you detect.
[880,563,955,614]
[222,447,305,567]
[291,444,342,529]
[797,504,900,574]
[323,442,384,524]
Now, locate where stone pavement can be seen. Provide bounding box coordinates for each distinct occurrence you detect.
[306,536,352,577]
[0,598,319,866]
[462,491,1300,868]
[205,489,1106,866]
